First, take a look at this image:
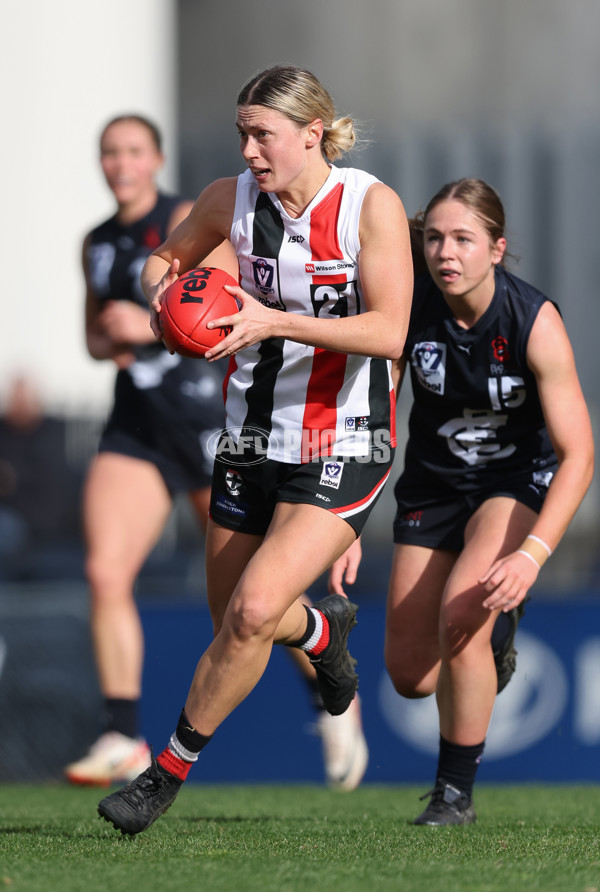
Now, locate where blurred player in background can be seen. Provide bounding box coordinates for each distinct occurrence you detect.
[65,114,367,792]
[385,178,593,825]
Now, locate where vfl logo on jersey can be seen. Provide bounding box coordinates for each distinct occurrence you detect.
[319,461,344,490]
[345,416,369,431]
[532,469,554,492]
[305,260,356,274]
[88,242,117,296]
[249,256,286,310]
[252,258,276,294]
[438,408,517,466]
[411,342,447,395]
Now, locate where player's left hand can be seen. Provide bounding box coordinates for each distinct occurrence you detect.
[147,258,181,340]
[100,301,155,345]
[479,550,540,612]
[204,285,276,361]
[328,537,363,597]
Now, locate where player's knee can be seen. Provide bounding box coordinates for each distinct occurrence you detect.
[226,597,278,644]
[85,553,131,602]
[384,649,433,698]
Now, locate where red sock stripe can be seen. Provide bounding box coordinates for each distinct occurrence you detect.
[157,747,193,781]
[309,611,330,656]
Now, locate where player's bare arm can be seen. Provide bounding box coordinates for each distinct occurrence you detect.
[207,183,413,361]
[524,301,594,546]
[141,179,236,306]
[84,235,137,365]
[140,179,237,337]
[480,301,594,609]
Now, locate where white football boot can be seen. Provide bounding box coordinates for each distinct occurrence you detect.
[316,694,368,791]
[65,731,151,786]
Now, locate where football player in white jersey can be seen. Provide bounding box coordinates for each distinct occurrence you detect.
[98,64,412,836]
[67,114,368,793]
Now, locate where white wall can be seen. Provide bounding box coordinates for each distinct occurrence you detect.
[0,0,178,416]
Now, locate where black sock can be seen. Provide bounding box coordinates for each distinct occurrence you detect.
[436,734,485,799]
[288,605,316,648]
[105,697,139,739]
[174,709,213,754]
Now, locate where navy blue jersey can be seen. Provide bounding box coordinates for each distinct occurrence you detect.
[87,192,181,362]
[399,265,558,494]
[86,193,226,492]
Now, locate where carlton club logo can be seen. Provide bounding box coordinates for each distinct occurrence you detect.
[143,224,162,250]
[492,335,510,362]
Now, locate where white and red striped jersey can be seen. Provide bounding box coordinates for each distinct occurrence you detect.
[225,165,396,463]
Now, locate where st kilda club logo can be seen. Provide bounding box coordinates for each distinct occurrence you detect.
[492,336,510,363]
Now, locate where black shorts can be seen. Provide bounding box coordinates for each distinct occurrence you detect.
[392,466,553,551]
[99,426,218,494]
[98,365,225,495]
[210,445,395,537]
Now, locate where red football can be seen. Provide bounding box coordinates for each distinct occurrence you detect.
[159,266,239,358]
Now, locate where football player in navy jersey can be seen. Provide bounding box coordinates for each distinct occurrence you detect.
[67,113,369,793]
[385,178,593,825]
[65,113,219,786]
[97,65,412,836]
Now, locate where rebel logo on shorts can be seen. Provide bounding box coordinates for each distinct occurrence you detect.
[319,461,344,490]
[411,341,447,395]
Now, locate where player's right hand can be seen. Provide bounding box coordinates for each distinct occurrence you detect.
[148,258,180,339]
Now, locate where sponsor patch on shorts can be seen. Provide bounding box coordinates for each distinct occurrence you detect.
[319,461,344,490]
[214,495,248,518]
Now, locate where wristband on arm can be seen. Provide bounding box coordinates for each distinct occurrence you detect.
[516,534,552,570]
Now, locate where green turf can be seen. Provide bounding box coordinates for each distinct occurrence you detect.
[1,783,599,892]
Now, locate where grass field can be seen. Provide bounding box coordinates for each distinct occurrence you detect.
[1,783,599,892]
